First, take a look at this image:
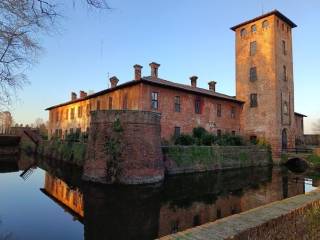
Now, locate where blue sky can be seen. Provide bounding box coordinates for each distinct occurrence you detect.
[12,0,320,133]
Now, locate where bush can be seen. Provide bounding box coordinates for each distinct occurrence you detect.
[192,127,207,139]
[216,134,244,146]
[201,133,216,146]
[175,134,195,145]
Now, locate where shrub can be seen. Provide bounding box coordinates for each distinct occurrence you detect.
[216,134,244,146]
[175,134,195,145]
[192,127,207,139]
[201,133,216,146]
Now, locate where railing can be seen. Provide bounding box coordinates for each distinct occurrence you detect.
[282,148,313,154]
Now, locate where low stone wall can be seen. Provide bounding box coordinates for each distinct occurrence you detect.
[37,140,87,166]
[305,134,320,146]
[159,189,320,240]
[163,145,272,175]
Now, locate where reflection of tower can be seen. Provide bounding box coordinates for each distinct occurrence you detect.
[83,183,161,240]
[232,10,297,157]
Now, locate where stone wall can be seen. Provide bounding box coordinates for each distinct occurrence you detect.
[159,189,320,240]
[83,110,164,184]
[163,145,271,175]
[305,134,320,146]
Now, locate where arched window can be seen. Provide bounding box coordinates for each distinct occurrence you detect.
[262,20,269,29]
[240,28,247,37]
[251,25,257,33]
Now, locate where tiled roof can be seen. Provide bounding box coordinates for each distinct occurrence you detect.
[142,76,242,103]
[46,77,243,110]
[230,9,297,31]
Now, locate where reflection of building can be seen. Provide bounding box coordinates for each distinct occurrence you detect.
[41,173,83,219]
[46,10,307,156]
[41,167,305,239]
[0,111,12,134]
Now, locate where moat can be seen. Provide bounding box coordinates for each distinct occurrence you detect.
[0,153,318,240]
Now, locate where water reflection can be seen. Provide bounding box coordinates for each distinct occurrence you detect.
[0,155,317,240]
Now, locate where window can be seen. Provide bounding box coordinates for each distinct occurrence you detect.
[251,24,257,33]
[217,129,222,137]
[123,94,128,109]
[250,67,257,81]
[56,111,59,122]
[277,19,279,27]
[86,104,90,116]
[232,131,236,136]
[70,108,75,119]
[151,92,158,110]
[250,41,257,56]
[240,28,247,37]
[250,135,257,144]
[70,128,74,134]
[282,23,285,31]
[262,20,269,29]
[174,127,181,138]
[96,100,100,110]
[282,40,286,55]
[231,107,236,119]
[108,97,113,109]
[65,109,69,120]
[283,65,287,81]
[174,96,181,112]
[250,93,258,107]
[78,106,82,118]
[217,104,222,117]
[195,96,201,114]
[283,102,289,115]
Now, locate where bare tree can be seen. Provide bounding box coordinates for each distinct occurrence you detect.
[0,0,110,108]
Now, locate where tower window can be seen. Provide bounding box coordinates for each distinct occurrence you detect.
[250,67,257,81]
[251,24,257,33]
[283,102,289,115]
[217,104,222,117]
[250,94,258,108]
[250,41,257,56]
[240,28,247,37]
[262,20,269,29]
[282,40,286,55]
[174,96,181,112]
[283,65,287,81]
[151,92,158,110]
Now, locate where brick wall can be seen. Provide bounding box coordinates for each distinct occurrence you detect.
[83,110,164,184]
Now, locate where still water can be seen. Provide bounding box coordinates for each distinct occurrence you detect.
[0,154,318,240]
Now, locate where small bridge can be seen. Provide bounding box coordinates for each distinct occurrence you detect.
[282,148,313,172]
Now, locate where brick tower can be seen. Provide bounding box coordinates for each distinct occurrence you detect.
[231,10,297,157]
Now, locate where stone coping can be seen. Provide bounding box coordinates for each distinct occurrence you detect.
[158,189,320,240]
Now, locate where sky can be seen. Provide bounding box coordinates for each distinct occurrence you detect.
[10,0,320,133]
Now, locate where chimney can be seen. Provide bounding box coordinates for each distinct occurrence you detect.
[134,64,143,80]
[71,92,77,101]
[190,76,198,88]
[110,76,119,88]
[208,81,217,92]
[149,62,160,80]
[80,90,87,98]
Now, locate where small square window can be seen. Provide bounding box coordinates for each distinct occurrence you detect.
[174,96,181,112]
[174,127,181,138]
[231,107,236,119]
[217,104,222,117]
[195,96,201,114]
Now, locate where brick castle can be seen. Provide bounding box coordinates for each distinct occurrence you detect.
[46,10,306,157]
